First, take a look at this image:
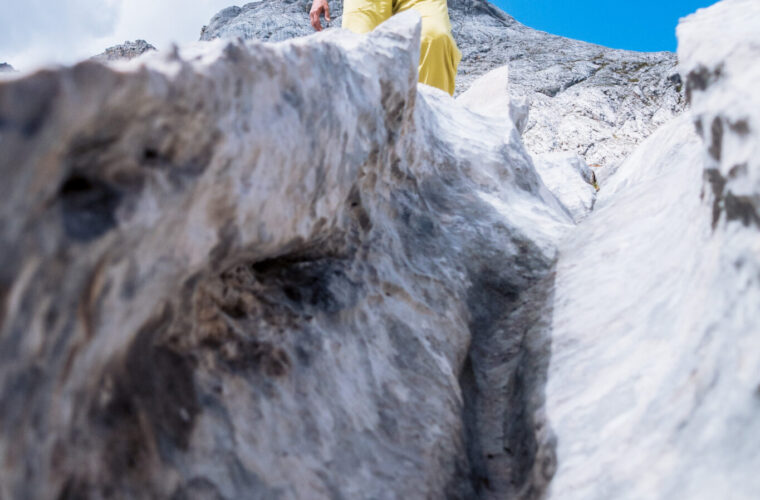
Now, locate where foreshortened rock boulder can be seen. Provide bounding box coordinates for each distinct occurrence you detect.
[0,0,758,498]
[0,12,569,499]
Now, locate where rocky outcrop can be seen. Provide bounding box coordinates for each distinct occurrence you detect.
[450,0,683,175]
[457,66,598,223]
[201,0,684,175]
[0,63,15,73]
[200,0,330,42]
[0,12,570,499]
[91,40,157,62]
[1,0,757,498]
[539,0,760,498]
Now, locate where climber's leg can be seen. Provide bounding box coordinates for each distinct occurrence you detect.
[393,0,461,95]
[342,0,393,34]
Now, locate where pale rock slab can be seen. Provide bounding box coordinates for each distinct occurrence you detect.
[532,152,597,223]
[456,65,529,134]
[542,1,760,498]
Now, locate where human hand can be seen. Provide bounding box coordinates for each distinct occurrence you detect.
[310,0,331,31]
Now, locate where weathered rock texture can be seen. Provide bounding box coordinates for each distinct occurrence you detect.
[0,12,571,500]
[540,0,760,498]
[457,67,598,223]
[1,0,758,499]
[200,0,330,42]
[91,40,157,62]
[201,0,684,174]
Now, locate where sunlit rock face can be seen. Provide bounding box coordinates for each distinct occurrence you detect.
[541,1,760,498]
[91,40,157,62]
[0,13,570,500]
[201,0,684,177]
[1,0,757,498]
[200,0,327,42]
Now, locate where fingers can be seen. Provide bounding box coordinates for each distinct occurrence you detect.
[310,8,323,31]
[325,4,331,22]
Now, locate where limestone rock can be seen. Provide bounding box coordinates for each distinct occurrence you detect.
[456,65,529,134]
[201,0,684,174]
[200,0,337,42]
[0,12,570,499]
[533,152,597,223]
[540,1,760,498]
[91,39,157,62]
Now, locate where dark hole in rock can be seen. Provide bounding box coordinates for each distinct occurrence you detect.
[143,148,160,161]
[252,254,353,314]
[60,173,121,242]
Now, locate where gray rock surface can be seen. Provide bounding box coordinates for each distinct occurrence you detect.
[91,39,157,62]
[1,0,757,499]
[201,0,330,42]
[0,13,571,499]
[202,0,684,174]
[456,65,529,134]
[451,0,684,174]
[0,63,14,73]
[533,152,597,223]
[540,1,760,498]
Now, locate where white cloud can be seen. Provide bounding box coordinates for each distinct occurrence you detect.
[0,0,236,71]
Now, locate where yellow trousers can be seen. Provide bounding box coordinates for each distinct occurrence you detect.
[342,0,462,95]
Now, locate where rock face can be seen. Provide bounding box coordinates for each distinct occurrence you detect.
[1,0,758,499]
[201,0,684,174]
[91,39,157,62]
[200,0,328,42]
[450,0,683,174]
[532,152,597,223]
[539,0,760,498]
[0,12,571,500]
[0,63,15,73]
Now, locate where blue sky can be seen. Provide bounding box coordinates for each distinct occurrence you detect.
[495,0,717,52]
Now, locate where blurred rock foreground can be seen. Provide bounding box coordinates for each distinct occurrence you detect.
[0,0,758,499]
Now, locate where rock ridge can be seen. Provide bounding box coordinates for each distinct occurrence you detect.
[0,12,568,499]
[201,0,684,177]
[91,39,157,62]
